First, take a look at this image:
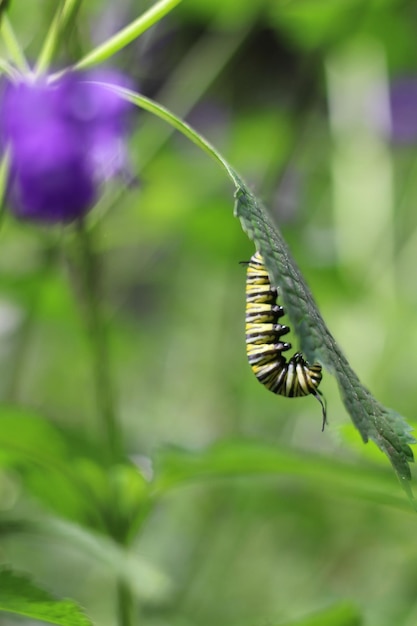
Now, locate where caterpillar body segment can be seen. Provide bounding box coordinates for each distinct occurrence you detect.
[244,251,327,430]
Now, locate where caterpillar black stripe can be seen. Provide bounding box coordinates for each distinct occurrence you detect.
[245,251,327,431]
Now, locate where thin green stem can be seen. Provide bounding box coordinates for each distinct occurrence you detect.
[131,93,239,184]
[75,0,182,71]
[5,305,37,403]
[0,151,10,230]
[136,19,250,169]
[0,15,30,73]
[76,219,122,463]
[93,84,240,188]
[4,237,61,404]
[35,0,83,76]
[116,578,135,626]
[0,58,20,79]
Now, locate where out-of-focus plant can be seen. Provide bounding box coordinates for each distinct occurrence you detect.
[0,1,415,626]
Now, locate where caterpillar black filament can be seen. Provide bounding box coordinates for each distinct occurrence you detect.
[245,251,327,431]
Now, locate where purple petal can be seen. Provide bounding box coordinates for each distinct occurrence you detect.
[389,78,417,144]
[0,69,132,224]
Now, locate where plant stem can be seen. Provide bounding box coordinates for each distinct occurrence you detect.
[116,578,135,626]
[75,0,182,71]
[5,239,57,402]
[0,15,31,73]
[36,0,83,76]
[76,219,122,463]
[75,223,140,625]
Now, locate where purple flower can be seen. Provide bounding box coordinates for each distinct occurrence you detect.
[389,78,417,144]
[0,70,132,223]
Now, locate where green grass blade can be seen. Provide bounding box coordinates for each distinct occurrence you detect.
[0,568,93,626]
[0,15,30,73]
[75,0,182,70]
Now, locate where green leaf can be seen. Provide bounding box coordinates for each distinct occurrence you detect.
[105,87,414,485]
[279,601,362,626]
[0,518,172,603]
[0,567,93,625]
[75,0,182,70]
[0,406,106,527]
[0,406,151,539]
[234,185,415,485]
[154,439,411,511]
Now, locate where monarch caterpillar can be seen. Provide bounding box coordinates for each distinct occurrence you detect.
[245,251,327,430]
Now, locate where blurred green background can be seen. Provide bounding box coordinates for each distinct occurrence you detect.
[1,1,417,625]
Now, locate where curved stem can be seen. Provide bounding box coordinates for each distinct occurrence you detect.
[125,91,240,186]
[81,82,241,189]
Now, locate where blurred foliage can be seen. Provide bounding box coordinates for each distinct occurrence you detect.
[1,1,417,626]
[0,567,93,625]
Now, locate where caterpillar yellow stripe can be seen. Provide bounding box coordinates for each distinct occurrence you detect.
[245,251,327,430]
